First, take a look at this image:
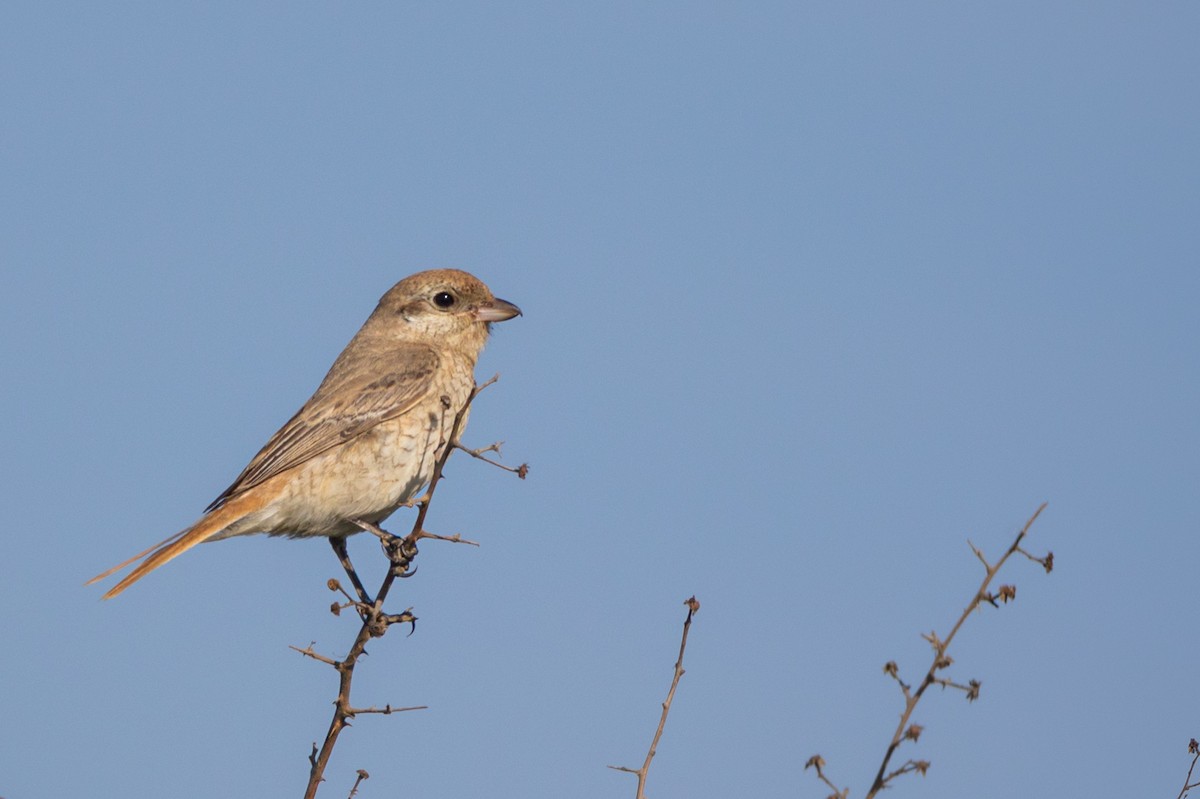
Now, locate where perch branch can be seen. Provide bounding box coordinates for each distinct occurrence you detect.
[299,376,517,798]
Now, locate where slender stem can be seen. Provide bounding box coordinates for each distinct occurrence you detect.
[608,597,701,799]
[1178,739,1200,799]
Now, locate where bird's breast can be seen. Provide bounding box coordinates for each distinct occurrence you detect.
[258,374,475,537]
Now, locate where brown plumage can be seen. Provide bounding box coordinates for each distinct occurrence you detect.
[87,269,520,599]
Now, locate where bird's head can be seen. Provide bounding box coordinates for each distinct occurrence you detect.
[371,269,521,353]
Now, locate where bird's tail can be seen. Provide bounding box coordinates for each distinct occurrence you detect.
[86,492,262,599]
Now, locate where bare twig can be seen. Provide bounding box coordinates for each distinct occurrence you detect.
[1179,738,1200,799]
[609,596,701,799]
[346,769,368,799]
[879,757,930,783]
[290,642,340,668]
[804,755,848,799]
[453,440,530,479]
[414,529,481,547]
[297,376,519,799]
[931,676,982,701]
[859,503,1051,798]
[345,703,428,715]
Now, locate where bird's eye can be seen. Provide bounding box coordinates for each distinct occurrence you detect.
[433,291,456,309]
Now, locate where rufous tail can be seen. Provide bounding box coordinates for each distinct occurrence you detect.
[86,492,262,599]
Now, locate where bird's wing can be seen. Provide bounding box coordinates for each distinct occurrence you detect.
[206,344,440,511]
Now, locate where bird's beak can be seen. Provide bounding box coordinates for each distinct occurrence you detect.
[475,297,522,323]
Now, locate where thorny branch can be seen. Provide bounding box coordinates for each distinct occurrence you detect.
[609,596,701,799]
[865,503,1052,797]
[294,375,521,799]
[806,503,1053,799]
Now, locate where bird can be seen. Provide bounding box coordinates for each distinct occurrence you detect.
[87,269,521,599]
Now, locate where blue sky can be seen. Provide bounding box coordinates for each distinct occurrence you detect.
[2,3,1197,797]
